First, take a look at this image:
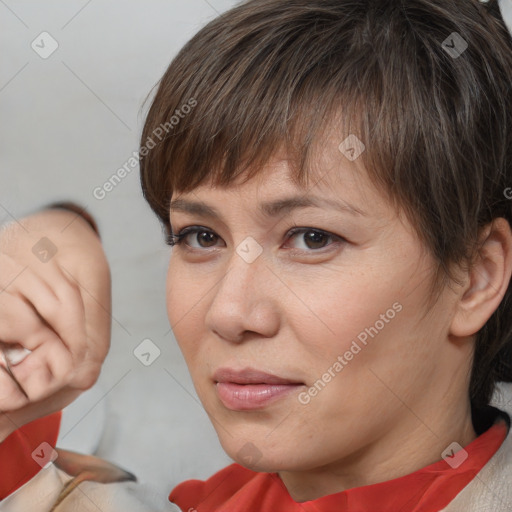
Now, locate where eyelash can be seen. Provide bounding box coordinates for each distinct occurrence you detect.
[165,225,344,252]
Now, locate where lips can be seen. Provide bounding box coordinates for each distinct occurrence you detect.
[213,367,305,410]
[213,367,303,385]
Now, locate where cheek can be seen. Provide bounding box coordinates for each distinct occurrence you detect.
[290,265,436,400]
[165,260,204,360]
[301,274,445,414]
[288,271,403,364]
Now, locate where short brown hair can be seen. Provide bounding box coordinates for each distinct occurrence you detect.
[139,0,512,414]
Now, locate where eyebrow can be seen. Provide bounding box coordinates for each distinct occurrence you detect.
[169,195,368,219]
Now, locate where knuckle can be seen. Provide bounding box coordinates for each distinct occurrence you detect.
[74,368,100,391]
[56,278,82,309]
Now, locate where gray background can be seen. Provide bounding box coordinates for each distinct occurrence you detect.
[1,0,512,501]
[0,0,239,497]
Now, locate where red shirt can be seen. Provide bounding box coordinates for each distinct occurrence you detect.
[169,414,509,512]
[0,412,61,500]
[0,408,508,512]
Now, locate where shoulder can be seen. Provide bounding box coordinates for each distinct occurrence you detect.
[441,407,512,512]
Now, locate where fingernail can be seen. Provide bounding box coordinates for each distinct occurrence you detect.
[4,346,32,366]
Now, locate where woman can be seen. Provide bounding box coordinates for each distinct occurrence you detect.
[1,0,512,510]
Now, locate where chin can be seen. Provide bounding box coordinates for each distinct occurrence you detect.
[219,437,303,473]
[234,454,289,473]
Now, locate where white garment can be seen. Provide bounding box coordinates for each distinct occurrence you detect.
[441,411,512,512]
[441,381,512,512]
[0,464,182,512]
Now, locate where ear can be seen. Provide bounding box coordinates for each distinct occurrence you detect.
[450,217,512,338]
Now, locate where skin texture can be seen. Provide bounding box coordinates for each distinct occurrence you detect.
[0,209,111,442]
[166,133,512,501]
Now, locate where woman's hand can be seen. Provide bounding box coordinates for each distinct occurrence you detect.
[0,207,111,441]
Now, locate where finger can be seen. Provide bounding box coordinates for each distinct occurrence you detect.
[7,264,88,365]
[0,364,30,411]
[56,264,111,360]
[0,280,100,395]
[0,346,29,399]
[0,294,75,406]
[0,292,46,343]
[3,330,74,404]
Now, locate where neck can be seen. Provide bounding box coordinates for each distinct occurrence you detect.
[278,398,477,502]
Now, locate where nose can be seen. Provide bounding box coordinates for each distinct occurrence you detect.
[204,247,281,344]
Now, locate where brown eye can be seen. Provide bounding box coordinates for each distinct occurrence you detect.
[195,231,218,247]
[287,228,340,251]
[167,227,222,248]
[303,230,330,249]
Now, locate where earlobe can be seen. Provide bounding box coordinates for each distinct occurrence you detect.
[450,218,512,338]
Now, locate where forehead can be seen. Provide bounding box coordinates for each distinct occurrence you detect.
[170,138,388,221]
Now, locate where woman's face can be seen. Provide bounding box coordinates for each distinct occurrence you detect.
[166,134,468,478]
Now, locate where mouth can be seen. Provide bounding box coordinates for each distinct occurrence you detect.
[213,367,305,410]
